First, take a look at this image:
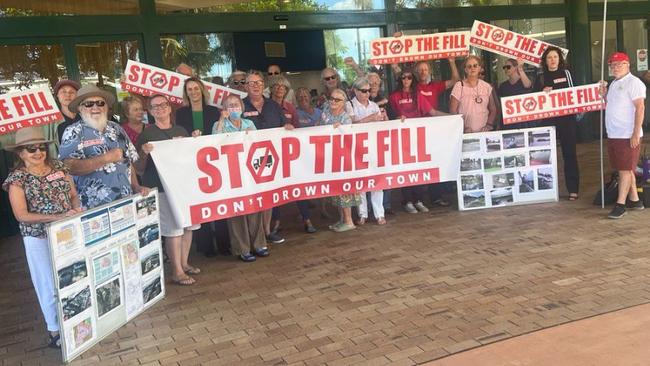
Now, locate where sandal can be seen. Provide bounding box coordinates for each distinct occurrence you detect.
[183,266,201,275]
[357,217,367,226]
[171,275,195,286]
[568,193,578,201]
[377,217,387,225]
[332,223,356,233]
[48,332,61,349]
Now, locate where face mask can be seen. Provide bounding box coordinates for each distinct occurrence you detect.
[227,107,242,120]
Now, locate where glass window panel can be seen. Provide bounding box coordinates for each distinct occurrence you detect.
[156,0,384,13]
[324,27,382,85]
[0,0,139,16]
[491,18,566,86]
[397,0,562,8]
[590,20,617,82]
[160,33,234,81]
[622,19,648,74]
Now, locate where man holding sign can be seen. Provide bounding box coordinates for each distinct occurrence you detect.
[602,52,646,219]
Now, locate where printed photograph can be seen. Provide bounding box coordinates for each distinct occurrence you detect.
[462,138,481,153]
[518,170,535,193]
[136,195,157,219]
[138,223,160,248]
[461,174,484,191]
[528,130,551,147]
[503,132,525,149]
[463,191,486,208]
[143,276,162,304]
[81,209,110,247]
[530,149,552,165]
[491,187,514,206]
[460,157,482,172]
[483,157,503,172]
[485,136,501,152]
[73,317,93,348]
[492,173,515,188]
[96,277,121,318]
[92,249,121,285]
[141,250,161,276]
[57,259,88,290]
[121,241,139,266]
[62,286,92,321]
[504,154,526,168]
[537,167,554,190]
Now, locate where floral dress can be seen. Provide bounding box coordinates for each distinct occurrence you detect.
[319,103,361,208]
[2,160,73,238]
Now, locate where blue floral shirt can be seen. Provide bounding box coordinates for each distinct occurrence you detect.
[319,103,352,126]
[58,120,138,209]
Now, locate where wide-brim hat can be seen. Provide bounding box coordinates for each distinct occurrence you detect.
[4,127,52,152]
[53,79,81,96]
[68,84,116,114]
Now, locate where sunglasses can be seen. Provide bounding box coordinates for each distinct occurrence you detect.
[246,80,263,86]
[401,75,413,80]
[465,64,480,69]
[24,144,47,153]
[356,88,371,93]
[232,80,246,86]
[323,75,338,81]
[268,71,280,75]
[502,65,513,70]
[150,102,170,110]
[328,97,345,103]
[80,100,106,108]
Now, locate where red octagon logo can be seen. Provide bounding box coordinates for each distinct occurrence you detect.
[246,141,279,184]
[522,97,538,112]
[150,72,168,89]
[389,40,404,54]
[491,29,505,43]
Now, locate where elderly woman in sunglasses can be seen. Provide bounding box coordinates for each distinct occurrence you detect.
[319,88,360,232]
[450,56,497,133]
[3,127,82,348]
[317,67,344,108]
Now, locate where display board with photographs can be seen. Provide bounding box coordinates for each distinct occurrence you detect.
[47,190,164,362]
[457,127,558,210]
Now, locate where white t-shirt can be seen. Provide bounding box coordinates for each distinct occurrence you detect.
[606,72,646,138]
[345,97,380,122]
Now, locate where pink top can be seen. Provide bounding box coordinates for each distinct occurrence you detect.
[281,101,300,128]
[122,123,147,145]
[451,79,493,133]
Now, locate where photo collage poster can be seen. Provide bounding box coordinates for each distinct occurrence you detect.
[47,190,164,362]
[457,126,559,211]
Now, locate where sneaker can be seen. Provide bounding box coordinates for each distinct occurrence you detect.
[404,202,418,214]
[627,199,645,210]
[414,201,429,213]
[254,247,270,257]
[266,233,285,244]
[432,198,450,207]
[607,203,626,219]
[239,253,256,262]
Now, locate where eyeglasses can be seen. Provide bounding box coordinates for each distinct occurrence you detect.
[356,88,371,93]
[323,75,338,81]
[80,100,106,108]
[610,62,629,68]
[232,80,245,86]
[502,65,512,70]
[268,71,280,75]
[328,97,345,103]
[246,80,263,86]
[401,75,413,80]
[150,102,170,110]
[465,64,480,69]
[24,145,47,153]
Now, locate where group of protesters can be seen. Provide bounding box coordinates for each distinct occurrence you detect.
[2,44,646,346]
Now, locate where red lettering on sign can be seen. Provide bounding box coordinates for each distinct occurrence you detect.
[281,137,300,178]
[354,132,369,170]
[0,98,13,120]
[376,130,390,167]
[197,147,222,193]
[309,135,330,174]
[222,144,244,188]
[332,134,353,173]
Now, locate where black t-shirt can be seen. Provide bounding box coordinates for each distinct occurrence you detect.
[498,79,530,98]
[135,125,188,192]
[242,97,286,130]
[534,68,572,91]
[57,113,79,143]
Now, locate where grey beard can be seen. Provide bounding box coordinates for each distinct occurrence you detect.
[83,114,108,131]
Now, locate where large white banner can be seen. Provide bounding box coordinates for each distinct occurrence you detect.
[151,116,464,227]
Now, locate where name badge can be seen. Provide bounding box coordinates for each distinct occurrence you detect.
[284,113,293,119]
[82,138,104,148]
[46,171,65,182]
[553,77,567,84]
[243,111,259,117]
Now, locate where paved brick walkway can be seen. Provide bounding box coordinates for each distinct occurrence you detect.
[2,139,650,366]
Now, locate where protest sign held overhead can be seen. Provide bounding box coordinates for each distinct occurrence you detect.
[501,83,604,125]
[470,20,568,66]
[150,116,463,227]
[0,87,63,135]
[121,60,247,108]
[369,32,470,65]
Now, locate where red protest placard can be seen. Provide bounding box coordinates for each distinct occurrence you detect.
[0,87,63,135]
[501,84,604,125]
[121,60,246,108]
[469,20,568,66]
[369,31,470,65]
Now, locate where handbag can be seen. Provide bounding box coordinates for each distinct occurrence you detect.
[593,172,619,205]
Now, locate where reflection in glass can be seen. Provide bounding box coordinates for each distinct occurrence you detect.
[324,27,382,85]
[0,44,65,93]
[156,0,383,13]
[590,21,616,82]
[161,33,234,80]
[0,0,139,16]
[397,0,562,8]
[76,41,139,88]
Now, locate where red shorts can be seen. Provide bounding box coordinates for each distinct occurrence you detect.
[607,138,640,171]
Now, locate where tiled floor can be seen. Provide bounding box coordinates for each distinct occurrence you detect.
[2,138,650,366]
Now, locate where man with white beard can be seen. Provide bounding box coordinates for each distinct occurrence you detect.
[59,85,148,209]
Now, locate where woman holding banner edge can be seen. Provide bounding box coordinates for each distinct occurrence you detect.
[450,55,497,133]
[533,46,580,201]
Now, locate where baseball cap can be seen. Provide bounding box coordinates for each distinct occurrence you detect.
[608,52,630,64]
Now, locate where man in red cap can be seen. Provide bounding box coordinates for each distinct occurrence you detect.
[601,52,646,218]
